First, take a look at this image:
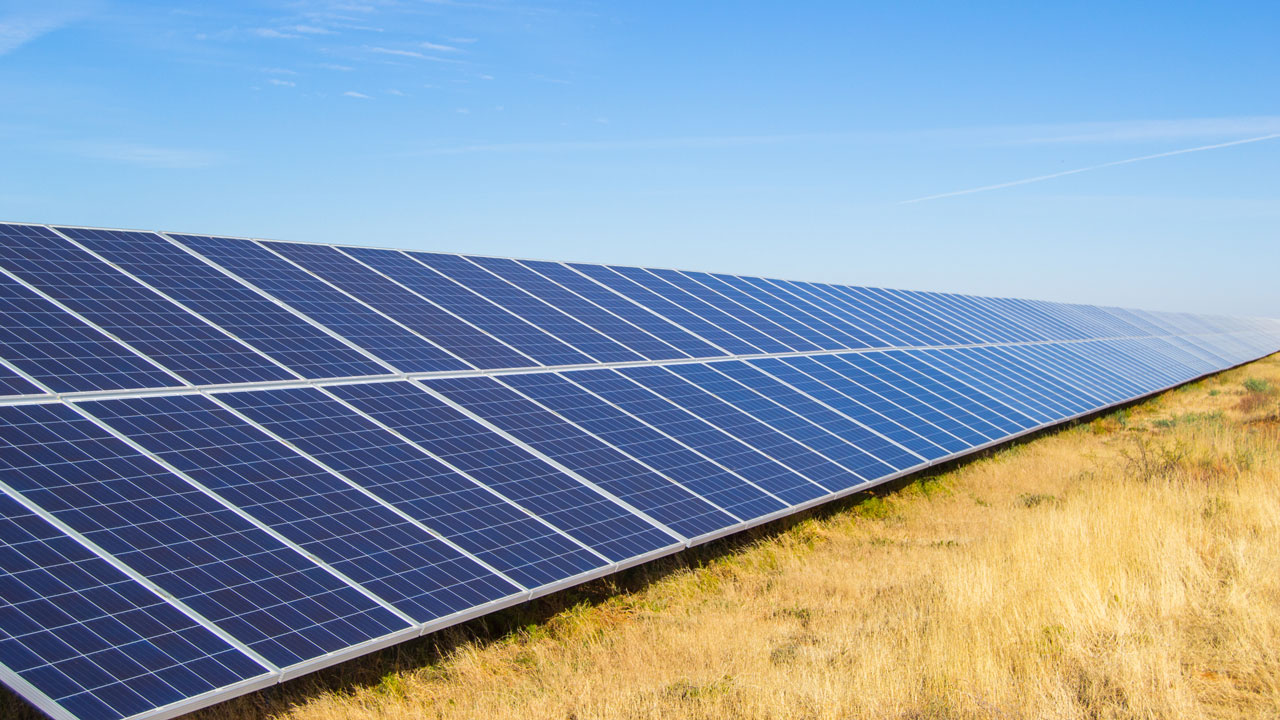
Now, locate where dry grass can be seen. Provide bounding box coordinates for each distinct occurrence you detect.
[8,355,1280,720]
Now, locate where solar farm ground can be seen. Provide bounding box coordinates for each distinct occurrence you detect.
[5,355,1277,720]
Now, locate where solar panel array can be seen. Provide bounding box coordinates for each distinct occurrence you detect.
[0,221,1276,720]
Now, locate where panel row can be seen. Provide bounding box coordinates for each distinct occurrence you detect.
[3,222,1276,396]
[0,332,1274,720]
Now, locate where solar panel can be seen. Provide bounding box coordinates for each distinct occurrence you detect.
[0,220,1276,720]
[166,235,472,374]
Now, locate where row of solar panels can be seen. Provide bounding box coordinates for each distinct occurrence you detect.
[0,221,1278,720]
[0,222,1275,398]
[2,333,1277,720]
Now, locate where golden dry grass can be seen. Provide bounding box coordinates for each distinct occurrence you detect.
[8,355,1280,720]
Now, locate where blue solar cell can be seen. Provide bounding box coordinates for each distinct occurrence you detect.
[648,269,821,352]
[0,271,179,393]
[611,366,836,505]
[0,492,268,720]
[467,256,686,361]
[610,266,794,353]
[0,369,41,397]
[0,224,293,386]
[499,371,790,524]
[325,381,679,562]
[802,354,981,452]
[169,234,470,374]
[1007,344,1125,404]
[266,241,535,370]
[914,349,1056,426]
[706,360,903,478]
[874,288,979,344]
[775,280,907,346]
[412,254,644,364]
[967,347,1088,418]
[57,227,389,380]
[829,286,954,346]
[702,273,856,350]
[0,402,405,669]
[958,347,1080,419]
[82,394,518,624]
[870,352,1021,437]
[215,386,607,589]
[661,362,874,492]
[568,263,764,355]
[734,277,874,349]
[748,357,937,466]
[520,260,723,359]
[422,375,749,538]
[346,248,592,367]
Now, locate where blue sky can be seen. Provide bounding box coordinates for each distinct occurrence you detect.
[1,1,1277,316]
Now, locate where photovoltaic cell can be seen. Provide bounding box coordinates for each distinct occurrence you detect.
[0,224,293,386]
[747,357,931,468]
[214,386,606,590]
[325,381,680,562]
[467,256,685,361]
[649,269,820,352]
[0,492,268,720]
[706,360,902,479]
[0,402,404,669]
[348,248,591,367]
[568,263,762,355]
[424,375,755,537]
[266,242,534,370]
[412,254,643,364]
[499,372,780,526]
[0,271,179,394]
[168,234,471,374]
[57,228,389,380]
[81,394,517,624]
[520,260,722,358]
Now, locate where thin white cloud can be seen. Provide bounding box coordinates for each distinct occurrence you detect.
[899,133,1280,204]
[317,62,354,71]
[263,67,298,75]
[252,27,298,39]
[0,7,85,56]
[368,46,462,63]
[289,24,336,35]
[421,41,458,52]
[268,78,296,87]
[370,46,425,58]
[71,142,224,169]
[343,91,371,99]
[1006,116,1280,145]
[415,133,839,156]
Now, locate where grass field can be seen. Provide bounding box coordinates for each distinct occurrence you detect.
[8,354,1279,720]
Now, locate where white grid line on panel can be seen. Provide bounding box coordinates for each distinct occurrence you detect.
[157,232,402,375]
[66,399,424,644]
[408,379,691,547]
[0,414,282,676]
[514,259,695,359]
[250,240,481,371]
[397,251,605,363]
[0,265,191,390]
[41,226,307,381]
[198,391,537,598]
[332,246,544,368]
[307,384,619,575]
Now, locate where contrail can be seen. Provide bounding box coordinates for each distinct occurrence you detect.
[899,132,1280,204]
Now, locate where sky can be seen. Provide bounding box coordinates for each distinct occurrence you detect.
[1,1,1277,317]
